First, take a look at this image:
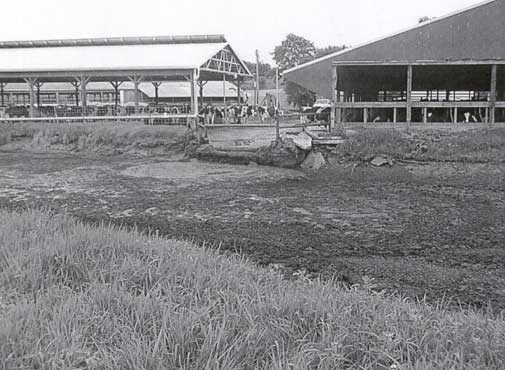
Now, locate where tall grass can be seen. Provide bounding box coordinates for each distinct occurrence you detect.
[0,209,504,369]
[336,128,505,163]
[0,122,189,152]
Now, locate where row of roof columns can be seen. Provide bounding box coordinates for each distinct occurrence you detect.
[330,64,500,127]
[0,68,244,118]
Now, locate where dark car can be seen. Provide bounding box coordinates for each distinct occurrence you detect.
[315,107,331,123]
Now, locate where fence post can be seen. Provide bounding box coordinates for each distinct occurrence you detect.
[275,114,280,141]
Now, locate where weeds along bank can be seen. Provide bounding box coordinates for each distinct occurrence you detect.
[333,127,505,164]
[0,122,193,155]
[0,209,504,369]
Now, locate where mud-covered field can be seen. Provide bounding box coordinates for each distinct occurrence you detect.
[1,148,505,311]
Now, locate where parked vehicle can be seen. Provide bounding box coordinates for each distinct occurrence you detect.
[315,107,331,123]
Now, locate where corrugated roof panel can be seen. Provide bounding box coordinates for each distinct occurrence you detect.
[0,43,227,72]
[140,81,243,98]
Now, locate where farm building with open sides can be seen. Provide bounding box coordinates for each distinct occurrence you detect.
[283,0,505,125]
[0,35,252,121]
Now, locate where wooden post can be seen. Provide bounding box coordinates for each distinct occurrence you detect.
[70,80,80,107]
[331,65,338,132]
[453,107,458,124]
[0,82,5,107]
[363,108,368,125]
[237,78,241,105]
[275,115,280,141]
[152,82,161,105]
[490,64,497,126]
[190,69,198,129]
[199,82,204,110]
[223,75,227,121]
[110,81,123,116]
[393,107,397,123]
[24,78,36,118]
[423,107,428,124]
[78,77,89,116]
[336,108,342,128]
[406,65,413,130]
[128,76,144,114]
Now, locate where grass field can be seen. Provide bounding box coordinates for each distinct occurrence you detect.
[0,122,189,154]
[1,209,504,370]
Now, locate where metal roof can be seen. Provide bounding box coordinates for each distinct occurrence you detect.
[0,42,227,72]
[0,35,227,49]
[284,0,505,98]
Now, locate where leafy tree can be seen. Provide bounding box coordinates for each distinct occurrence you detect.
[273,34,317,108]
[273,34,316,71]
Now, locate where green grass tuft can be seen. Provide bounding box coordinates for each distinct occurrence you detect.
[1,209,504,369]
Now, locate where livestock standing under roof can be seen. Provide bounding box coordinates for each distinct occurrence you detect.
[0,34,252,120]
[284,0,505,125]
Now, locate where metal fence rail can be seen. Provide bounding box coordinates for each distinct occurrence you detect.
[0,114,196,126]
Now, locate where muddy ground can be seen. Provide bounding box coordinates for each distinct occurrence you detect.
[1,147,505,312]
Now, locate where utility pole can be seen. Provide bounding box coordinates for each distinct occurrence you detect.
[275,67,280,110]
[255,49,260,107]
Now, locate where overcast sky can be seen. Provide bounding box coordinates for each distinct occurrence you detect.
[0,0,484,64]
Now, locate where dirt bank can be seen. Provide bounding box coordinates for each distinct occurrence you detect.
[0,149,504,312]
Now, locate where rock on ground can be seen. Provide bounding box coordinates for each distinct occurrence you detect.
[292,131,313,151]
[371,155,389,167]
[301,151,326,170]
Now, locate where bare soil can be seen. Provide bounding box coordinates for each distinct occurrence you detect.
[1,146,504,312]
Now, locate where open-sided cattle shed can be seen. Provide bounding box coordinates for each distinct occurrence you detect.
[0,35,252,121]
[284,0,505,125]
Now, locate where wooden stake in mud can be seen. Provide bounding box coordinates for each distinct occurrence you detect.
[275,114,280,141]
[406,65,413,132]
[330,65,338,133]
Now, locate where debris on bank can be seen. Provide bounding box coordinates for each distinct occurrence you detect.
[193,127,407,170]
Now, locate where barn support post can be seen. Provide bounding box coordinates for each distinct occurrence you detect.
[406,65,413,131]
[34,81,44,110]
[0,82,6,107]
[331,65,337,131]
[200,82,204,110]
[490,64,497,126]
[110,81,123,116]
[198,81,209,111]
[78,77,89,116]
[190,69,199,131]
[223,75,227,121]
[152,82,162,105]
[128,75,144,114]
[70,80,80,107]
[24,77,37,118]
[237,78,241,105]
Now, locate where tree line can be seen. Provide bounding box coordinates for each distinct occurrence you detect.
[245,34,346,108]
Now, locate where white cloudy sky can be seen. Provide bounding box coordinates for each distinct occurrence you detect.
[0,0,484,64]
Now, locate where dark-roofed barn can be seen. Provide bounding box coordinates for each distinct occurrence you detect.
[284,0,505,125]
